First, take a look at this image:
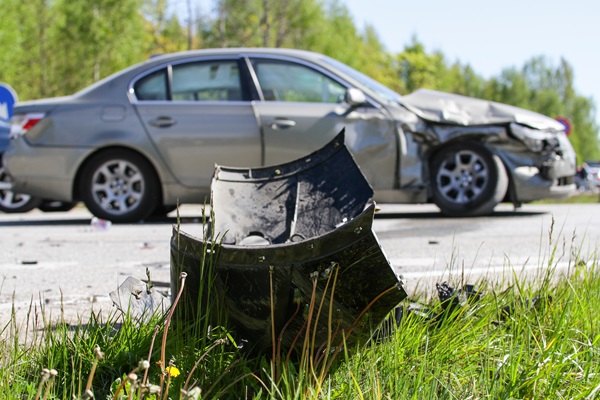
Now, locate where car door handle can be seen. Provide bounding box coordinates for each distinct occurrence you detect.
[269,118,296,130]
[148,116,176,128]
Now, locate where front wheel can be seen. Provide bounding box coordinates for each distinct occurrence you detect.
[80,150,159,223]
[430,143,508,217]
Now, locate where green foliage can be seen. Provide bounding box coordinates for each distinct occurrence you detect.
[484,55,600,161]
[395,37,447,94]
[144,0,190,53]
[323,250,600,399]
[51,0,147,93]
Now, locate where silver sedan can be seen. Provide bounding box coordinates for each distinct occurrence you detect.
[4,48,576,222]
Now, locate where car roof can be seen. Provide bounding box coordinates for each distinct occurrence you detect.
[147,47,325,63]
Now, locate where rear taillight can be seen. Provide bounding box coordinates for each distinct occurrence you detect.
[10,112,45,138]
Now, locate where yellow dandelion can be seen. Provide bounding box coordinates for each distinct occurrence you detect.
[165,366,180,378]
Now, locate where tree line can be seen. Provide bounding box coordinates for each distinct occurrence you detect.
[1,0,598,161]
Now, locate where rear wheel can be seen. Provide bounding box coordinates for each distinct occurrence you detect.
[430,143,508,217]
[80,150,159,223]
[0,162,42,213]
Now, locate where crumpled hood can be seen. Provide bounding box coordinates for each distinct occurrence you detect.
[399,89,565,131]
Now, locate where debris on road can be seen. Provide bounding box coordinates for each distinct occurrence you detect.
[109,275,167,322]
[90,217,111,231]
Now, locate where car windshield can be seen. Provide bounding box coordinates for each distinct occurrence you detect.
[321,56,403,104]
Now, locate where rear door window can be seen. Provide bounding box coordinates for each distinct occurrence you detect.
[133,60,244,102]
[134,69,168,101]
[171,61,243,101]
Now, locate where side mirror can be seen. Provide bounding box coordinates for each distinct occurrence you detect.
[344,88,367,106]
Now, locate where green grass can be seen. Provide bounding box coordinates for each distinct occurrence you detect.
[532,191,599,204]
[1,230,599,399]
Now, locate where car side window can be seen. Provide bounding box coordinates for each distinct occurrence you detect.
[134,70,168,101]
[251,60,346,103]
[172,61,242,101]
[133,60,243,102]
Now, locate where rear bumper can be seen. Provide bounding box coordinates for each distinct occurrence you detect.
[3,139,79,201]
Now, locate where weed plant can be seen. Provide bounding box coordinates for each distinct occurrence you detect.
[0,217,599,399]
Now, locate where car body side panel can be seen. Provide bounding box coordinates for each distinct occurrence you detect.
[134,101,262,188]
[6,99,186,199]
[18,102,143,147]
[342,107,398,190]
[254,102,397,190]
[4,140,86,200]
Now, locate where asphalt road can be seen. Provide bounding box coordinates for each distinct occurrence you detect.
[1,202,599,326]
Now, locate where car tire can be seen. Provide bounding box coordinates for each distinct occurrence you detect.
[38,200,78,212]
[152,204,177,217]
[430,143,508,217]
[80,150,160,223]
[0,162,43,213]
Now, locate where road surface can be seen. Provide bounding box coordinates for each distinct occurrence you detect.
[1,202,598,327]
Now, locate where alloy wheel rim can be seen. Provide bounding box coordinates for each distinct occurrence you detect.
[91,159,144,215]
[436,150,489,204]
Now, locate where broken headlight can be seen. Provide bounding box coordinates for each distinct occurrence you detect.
[509,122,559,153]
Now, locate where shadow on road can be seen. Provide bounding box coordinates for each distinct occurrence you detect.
[0,218,95,227]
[374,210,547,220]
[0,216,184,227]
[0,208,548,227]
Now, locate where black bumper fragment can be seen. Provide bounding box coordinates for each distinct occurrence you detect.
[171,130,407,353]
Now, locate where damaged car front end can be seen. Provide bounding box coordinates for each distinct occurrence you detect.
[504,122,576,203]
[385,88,577,216]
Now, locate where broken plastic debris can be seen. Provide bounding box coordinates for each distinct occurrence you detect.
[109,276,167,322]
[171,130,407,353]
[91,217,112,231]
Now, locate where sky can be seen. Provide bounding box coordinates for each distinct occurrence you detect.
[343,0,599,111]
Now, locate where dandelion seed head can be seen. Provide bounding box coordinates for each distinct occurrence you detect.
[93,345,104,360]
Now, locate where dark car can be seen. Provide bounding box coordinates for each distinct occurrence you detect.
[4,48,576,222]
